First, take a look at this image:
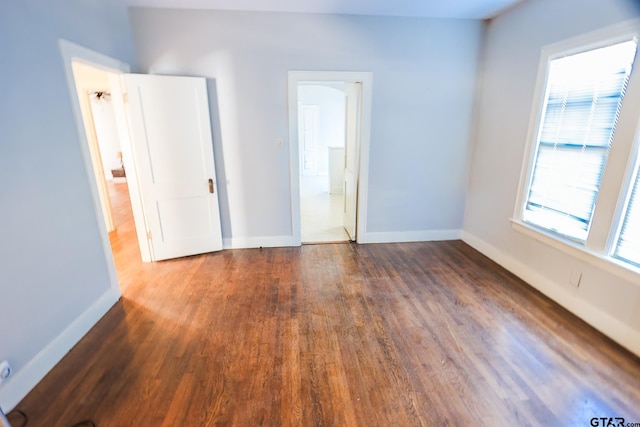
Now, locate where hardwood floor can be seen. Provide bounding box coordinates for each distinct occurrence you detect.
[10,183,640,426]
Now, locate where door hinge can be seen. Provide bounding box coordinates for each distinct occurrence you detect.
[123,92,129,103]
[147,230,152,240]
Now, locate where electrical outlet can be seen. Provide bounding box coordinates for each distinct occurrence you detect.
[0,361,11,384]
[569,270,582,288]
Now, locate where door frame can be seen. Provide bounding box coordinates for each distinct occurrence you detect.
[71,70,116,234]
[287,71,373,245]
[59,40,140,295]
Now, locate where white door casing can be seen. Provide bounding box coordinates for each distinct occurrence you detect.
[122,74,223,261]
[343,82,362,241]
[287,71,373,246]
[60,39,128,293]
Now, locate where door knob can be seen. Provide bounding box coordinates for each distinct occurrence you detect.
[208,179,214,194]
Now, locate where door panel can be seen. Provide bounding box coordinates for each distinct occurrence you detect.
[123,74,223,261]
[155,197,215,241]
[343,83,362,241]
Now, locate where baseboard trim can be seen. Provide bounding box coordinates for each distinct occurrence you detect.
[461,231,640,358]
[0,287,121,411]
[365,229,462,244]
[221,230,463,248]
[222,235,295,250]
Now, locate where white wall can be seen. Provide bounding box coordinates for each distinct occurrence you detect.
[0,0,135,410]
[299,84,346,174]
[129,9,483,243]
[464,0,640,356]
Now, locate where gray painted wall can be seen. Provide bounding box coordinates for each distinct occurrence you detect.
[464,0,640,355]
[129,9,483,241]
[0,0,135,409]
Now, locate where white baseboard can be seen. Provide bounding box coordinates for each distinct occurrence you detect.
[461,230,640,358]
[221,230,462,248]
[364,229,461,244]
[222,235,295,250]
[0,287,121,411]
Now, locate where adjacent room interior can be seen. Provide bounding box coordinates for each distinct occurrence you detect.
[2,0,640,425]
[298,82,351,243]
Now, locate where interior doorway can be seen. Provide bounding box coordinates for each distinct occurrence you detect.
[298,83,349,243]
[67,59,144,293]
[62,46,156,268]
[60,43,170,293]
[288,71,373,246]
[60,40,132,294]
[63,40,224,267]
[71,61,130,234]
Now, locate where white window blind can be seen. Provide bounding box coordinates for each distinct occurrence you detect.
[614,160,640,267]
[523,40,637,241]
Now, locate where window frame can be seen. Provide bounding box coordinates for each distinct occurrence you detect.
[609,129,640,264]
[512,19,640,284]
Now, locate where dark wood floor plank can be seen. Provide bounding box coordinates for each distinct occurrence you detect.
[10,183,640,426]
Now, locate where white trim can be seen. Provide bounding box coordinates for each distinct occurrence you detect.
[607,116,640,254]
[461,231,640,358]
[542,19,640,60]
[365,229,461,244]
[287,75,302,246]
[108,74,154,262]
[513,18,640,223]
[222,235,294,249]
[511,219,640,286]
[287,71,373,246]
[0,288,120,411]
[512,38,551,220]
[511,19,640,285]
[59,39,131,289]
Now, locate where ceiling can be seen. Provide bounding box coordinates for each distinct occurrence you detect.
[123,0,525,20]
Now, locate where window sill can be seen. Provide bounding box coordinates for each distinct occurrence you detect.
[510,219,640,287]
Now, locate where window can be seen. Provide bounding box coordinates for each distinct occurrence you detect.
[522,40,638,242]
[614,156,640,267]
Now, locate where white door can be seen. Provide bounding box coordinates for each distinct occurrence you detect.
[123,74,223,261]
[343,83,362,241]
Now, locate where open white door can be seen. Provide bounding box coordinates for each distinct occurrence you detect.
[343,82,362,241]
[122,74,223,261]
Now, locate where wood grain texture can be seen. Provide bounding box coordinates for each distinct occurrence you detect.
[12,182,640,426]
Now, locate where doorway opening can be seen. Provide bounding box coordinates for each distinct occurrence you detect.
[62,40,224,269]
[69,60,140,289]
[288,71,373,246]
[60,40,134,294]
[71,62,130,231]
[298,83,349,243]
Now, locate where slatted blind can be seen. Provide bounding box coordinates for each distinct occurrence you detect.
[614,162,640,267]
[523,40,637,241]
